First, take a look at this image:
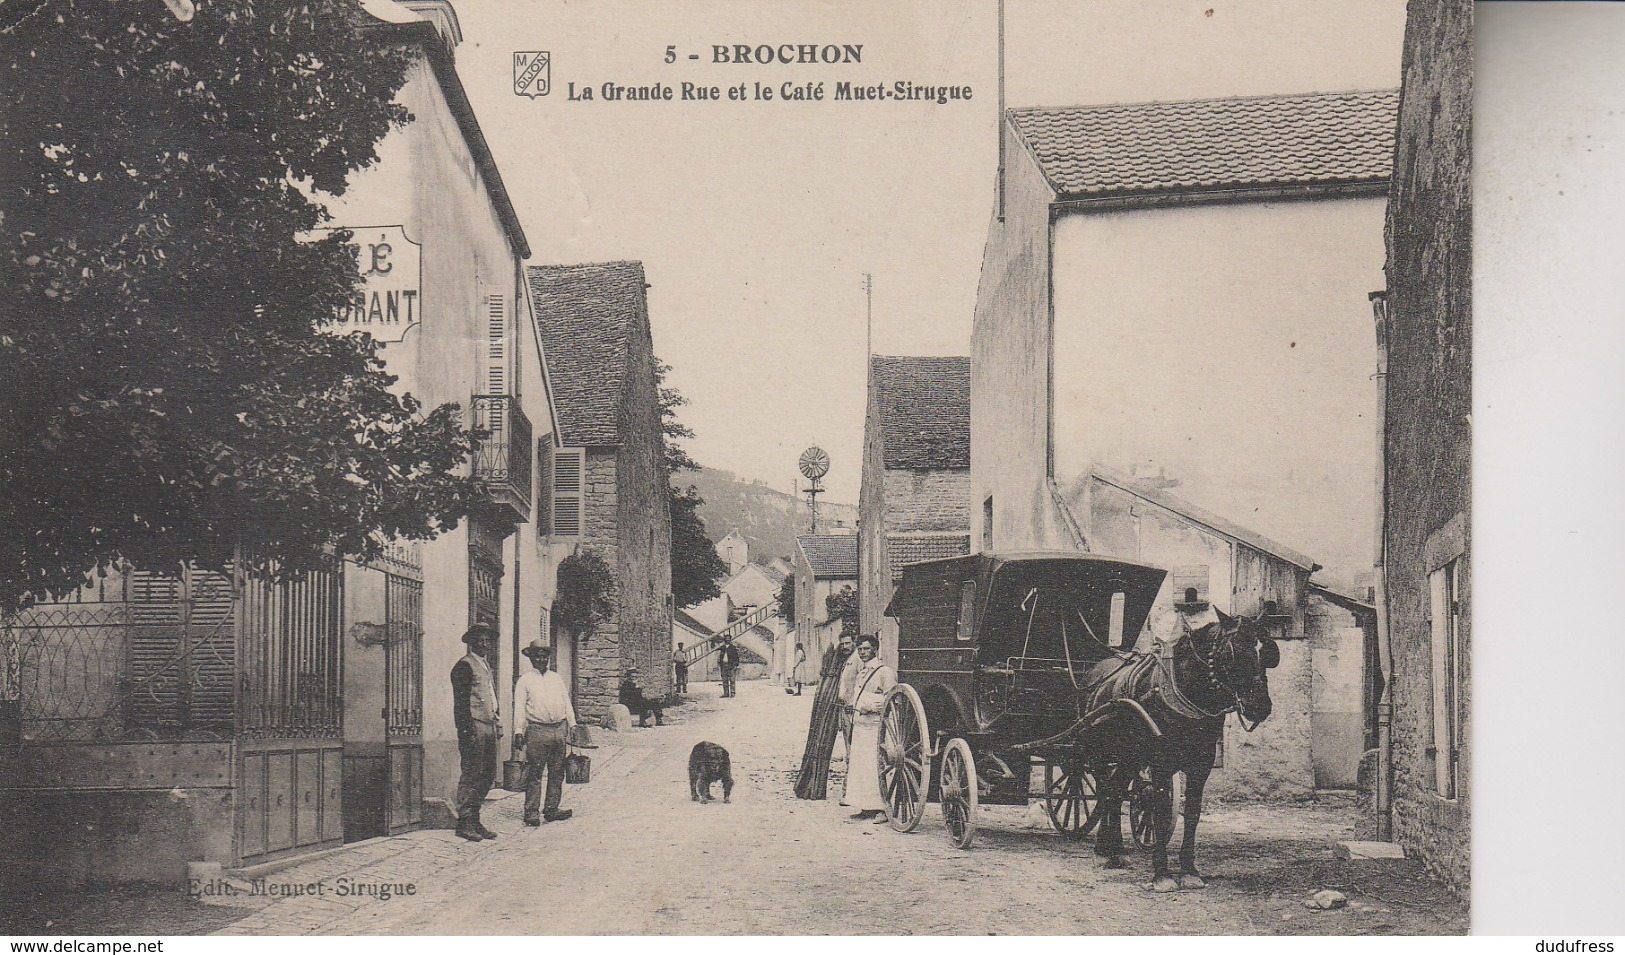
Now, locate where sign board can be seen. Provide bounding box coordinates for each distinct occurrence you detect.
[316,225,423,343]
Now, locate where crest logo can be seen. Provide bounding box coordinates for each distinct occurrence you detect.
[514,52,551,98]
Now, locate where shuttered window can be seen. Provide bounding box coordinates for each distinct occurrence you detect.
[551,448,584,537]
[486,293,506,394]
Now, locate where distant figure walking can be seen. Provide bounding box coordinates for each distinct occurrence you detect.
[844,635,896,821]
[512,640,577,825]
[450,624,501,842]
[673,643,689,694]
[717,637,741,698]
[793,632,855,800]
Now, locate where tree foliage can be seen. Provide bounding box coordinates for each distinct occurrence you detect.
[825,586,859,636]
[776,573,796,624]
[554,550,614,637]
[657,361,726,608]
[0,1,481,610]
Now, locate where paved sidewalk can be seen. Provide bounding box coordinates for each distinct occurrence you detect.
[211,712,650,935]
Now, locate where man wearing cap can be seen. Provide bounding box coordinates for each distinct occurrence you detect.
[512,639,577,825]
[450,624,501,842]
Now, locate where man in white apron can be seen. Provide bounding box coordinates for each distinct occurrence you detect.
[843,634,895,821]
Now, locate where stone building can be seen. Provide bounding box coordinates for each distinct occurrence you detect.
[857,356,974,669]
[971,89,1398,599]
[0,0,562,881]
[530,261,673,722]
[1376,0,1472,891]
[1080,467,1341,798]
[791,535,858,661]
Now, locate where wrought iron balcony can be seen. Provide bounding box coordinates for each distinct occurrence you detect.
[470,395,533,524]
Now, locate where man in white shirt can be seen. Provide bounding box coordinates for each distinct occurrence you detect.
[512,639,577,825]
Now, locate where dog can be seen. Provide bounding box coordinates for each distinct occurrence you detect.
[688,741,733,804]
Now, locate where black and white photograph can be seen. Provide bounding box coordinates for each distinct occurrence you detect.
[6,0,1592,940]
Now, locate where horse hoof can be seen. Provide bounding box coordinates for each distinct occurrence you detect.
[1103,856,1129,870]
[1149,876,1180,893]
[1178,873,1207,890]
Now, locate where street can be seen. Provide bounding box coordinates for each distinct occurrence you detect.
[184,678,1465,936]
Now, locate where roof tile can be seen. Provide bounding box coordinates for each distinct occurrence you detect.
[1009,89,1399,199]
[797,535,859,579]
[871,356,971,471]
[887,534,972,583]
[529,262,647,447]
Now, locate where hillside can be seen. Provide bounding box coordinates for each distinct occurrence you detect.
[675,466,857,563]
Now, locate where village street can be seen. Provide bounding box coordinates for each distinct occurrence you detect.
[164,678,1462,937]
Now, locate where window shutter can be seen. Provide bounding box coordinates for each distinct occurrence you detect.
[486,294,506,394]
[552,448,584,537]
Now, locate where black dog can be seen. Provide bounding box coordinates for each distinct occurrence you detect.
[688,741,733,803]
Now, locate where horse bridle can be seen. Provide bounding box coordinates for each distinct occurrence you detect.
[1167,619,1265,732]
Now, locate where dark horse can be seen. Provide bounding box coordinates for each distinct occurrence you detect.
[1080,609,1280,892]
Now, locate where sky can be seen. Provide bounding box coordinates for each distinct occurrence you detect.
[451,0,1407,506]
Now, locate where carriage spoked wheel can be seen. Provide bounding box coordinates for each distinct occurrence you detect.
[1127,767,1165,849]
[878,684,931,833]
[1043,762,1097,839]
[938,738,979,849]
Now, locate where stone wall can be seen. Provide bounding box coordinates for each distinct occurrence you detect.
[1382,0,1473,893]
[882,470,972,534]
[615,313,674,704]
[569,450,624,720]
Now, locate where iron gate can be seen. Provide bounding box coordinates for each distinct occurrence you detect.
[236,554,344,864]
[383,543,424,834]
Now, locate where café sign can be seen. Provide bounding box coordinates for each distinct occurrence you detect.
[317,225,423,343]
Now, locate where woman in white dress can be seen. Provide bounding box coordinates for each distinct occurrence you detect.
[843,634,895,821]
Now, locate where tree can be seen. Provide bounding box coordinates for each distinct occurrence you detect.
[825,586,859,636]
[553,551,614,639]
[1,1,480,611]
[776,574,796,624]
[657,361,726,607]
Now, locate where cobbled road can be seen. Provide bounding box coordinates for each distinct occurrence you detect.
[211,678,1465,935]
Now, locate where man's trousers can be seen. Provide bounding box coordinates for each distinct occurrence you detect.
[523,720,570,821]
[455,723,498,822]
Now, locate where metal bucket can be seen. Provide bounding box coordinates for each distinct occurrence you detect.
[502,758,528,792]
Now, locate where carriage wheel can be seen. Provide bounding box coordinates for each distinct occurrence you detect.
[878,684,931,833]
[1043,762,1096,839]
[939,738,979,849]
[1128,768,1163,848]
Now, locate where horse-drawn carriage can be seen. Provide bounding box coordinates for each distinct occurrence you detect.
[877,551,1279,889]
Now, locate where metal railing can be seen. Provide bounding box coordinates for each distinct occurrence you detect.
[471,394,533,522]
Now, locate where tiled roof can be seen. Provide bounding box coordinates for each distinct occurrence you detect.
[1009,89,1398,199]
[528,262,647,447]
[796,535,859,580]
[871,356,971,471]
[1090,467,1319,572]
[755,562,788,586]
[887,534,972,583]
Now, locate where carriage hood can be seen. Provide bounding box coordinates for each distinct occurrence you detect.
[982,554,1167,650]
[884,552,1168,654]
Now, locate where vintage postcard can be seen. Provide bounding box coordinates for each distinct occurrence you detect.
[1,0,1475,938]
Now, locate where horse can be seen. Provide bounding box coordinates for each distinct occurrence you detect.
[1079,608,1280,892]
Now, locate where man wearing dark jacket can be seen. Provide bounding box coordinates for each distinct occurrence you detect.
[717,638,741,698]
[450,624,501,842]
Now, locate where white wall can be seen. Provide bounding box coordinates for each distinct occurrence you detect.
[1051,198,1385,593]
